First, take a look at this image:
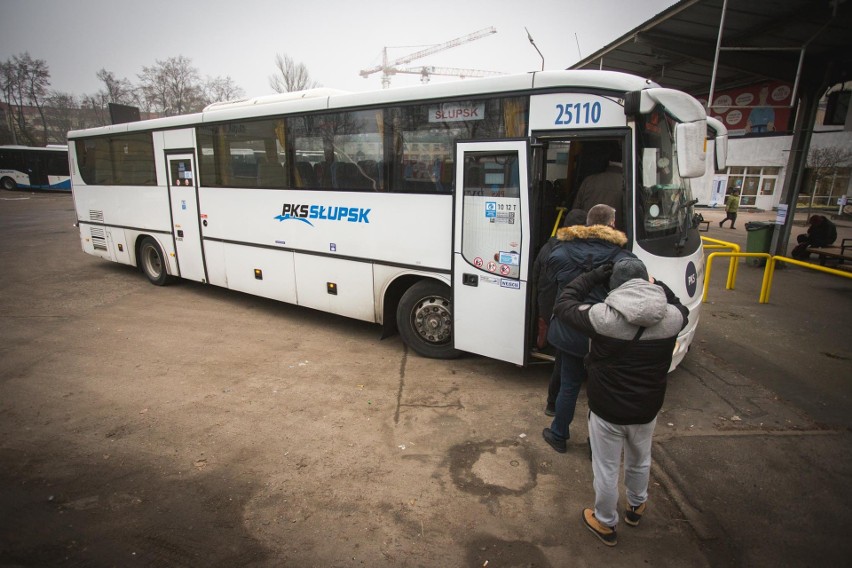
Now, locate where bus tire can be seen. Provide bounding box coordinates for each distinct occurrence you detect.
[397,280,461,359]
[1,177,16,190]
[138,236,173,286]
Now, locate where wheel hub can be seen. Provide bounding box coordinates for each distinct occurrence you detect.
[413,297,452,344]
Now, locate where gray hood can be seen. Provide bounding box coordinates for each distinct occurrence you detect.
[604,279,668,327]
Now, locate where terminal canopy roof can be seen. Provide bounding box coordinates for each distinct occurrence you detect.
[570,0,852,96]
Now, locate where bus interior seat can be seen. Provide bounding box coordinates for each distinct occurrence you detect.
[464,165,483,190]
[296,161,316,187]
[257,161,285,188]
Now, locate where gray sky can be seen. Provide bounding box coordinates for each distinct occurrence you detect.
[1,0,676,98]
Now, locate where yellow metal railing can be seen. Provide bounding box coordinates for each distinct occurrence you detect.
[703,251,772,303]
[551,207,567,237]
[703,249,852,304]
[762,256,852,303]
[701,236,740,290]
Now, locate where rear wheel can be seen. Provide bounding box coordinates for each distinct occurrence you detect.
[138,237,173,286]
[1,177,16,190]
[397,280,461,359]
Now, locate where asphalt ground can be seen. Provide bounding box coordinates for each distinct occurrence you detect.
[1,190,850,567]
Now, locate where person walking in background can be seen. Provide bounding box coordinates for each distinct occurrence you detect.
[552,258,688,546]
[719,190,740,229]
[541,204,634,453]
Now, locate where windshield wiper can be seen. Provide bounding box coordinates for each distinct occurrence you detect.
[675,199,700,251]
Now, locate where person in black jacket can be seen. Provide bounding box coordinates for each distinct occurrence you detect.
[541,204,634,453]
[791,215,838,259]
[531,208,586,416]
[553,258,688,546]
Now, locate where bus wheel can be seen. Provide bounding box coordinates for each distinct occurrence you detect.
[138,237,173,286]
[397,280,461,359]
[1,177,16,190]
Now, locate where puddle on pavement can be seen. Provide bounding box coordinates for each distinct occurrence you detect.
[448,440,537,496]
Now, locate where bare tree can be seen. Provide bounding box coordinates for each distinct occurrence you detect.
[0,52,51,145]
[96,68,137,106]
[269,54,319,93]
[44,91,82,143]
[78,69,140,128]
[138,56,205,116]
[203,75,245,106]
[805,146,852,216]
[79,93,111,128]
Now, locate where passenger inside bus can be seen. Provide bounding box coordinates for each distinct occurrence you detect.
[572,141,624,227]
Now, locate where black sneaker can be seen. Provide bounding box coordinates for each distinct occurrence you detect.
[545,403,556,417]
[583,508,617,546]
[624,502,646,527]
[542,428,567,453]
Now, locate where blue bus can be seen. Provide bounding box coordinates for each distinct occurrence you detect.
[0,145,70,191]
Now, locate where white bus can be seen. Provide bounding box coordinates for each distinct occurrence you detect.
[0,145,70,191]
[68,71,726,367]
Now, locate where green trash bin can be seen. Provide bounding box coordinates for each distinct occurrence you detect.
[745,221,775,266]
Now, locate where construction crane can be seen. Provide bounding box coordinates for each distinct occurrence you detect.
[360,27,501,88]
[396,65,504,84]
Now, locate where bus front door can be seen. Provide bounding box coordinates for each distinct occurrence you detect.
[167,153,207,283]
[453,141,530,365]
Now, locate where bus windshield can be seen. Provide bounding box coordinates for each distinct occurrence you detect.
[635,107,697,252]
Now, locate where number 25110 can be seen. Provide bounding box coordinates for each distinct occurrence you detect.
[554,101,602,125]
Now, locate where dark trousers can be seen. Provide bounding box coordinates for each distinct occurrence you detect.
[546,351,562,408]
[720,212,737,228]
[549,352,586,441]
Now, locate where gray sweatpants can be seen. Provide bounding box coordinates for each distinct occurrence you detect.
[588,411,657,527]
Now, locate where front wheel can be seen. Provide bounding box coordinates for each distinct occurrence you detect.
[138,236,173,286]
[397,280,461,359]
[1,177,17,190]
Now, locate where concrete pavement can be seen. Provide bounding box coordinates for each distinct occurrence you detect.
[0,191,850,567]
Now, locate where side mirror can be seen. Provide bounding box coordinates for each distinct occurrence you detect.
[706,116,728,172]
[714,134,728,171]
[675,121,707,178]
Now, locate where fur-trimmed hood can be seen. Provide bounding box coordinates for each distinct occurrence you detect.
[555,224,628,247]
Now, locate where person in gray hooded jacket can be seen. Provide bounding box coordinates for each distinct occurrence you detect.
[552,257,688,547]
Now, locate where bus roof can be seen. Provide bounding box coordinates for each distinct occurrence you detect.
[0,145,68,151]
[67,70,661,139]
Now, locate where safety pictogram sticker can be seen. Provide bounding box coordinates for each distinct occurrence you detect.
[500,264,511,275]
[473,257,484,268]
[487,261,497,272]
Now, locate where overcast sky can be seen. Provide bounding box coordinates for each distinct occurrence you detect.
[1,0,676,98]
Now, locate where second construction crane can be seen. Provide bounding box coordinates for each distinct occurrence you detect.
[360,27,503,89]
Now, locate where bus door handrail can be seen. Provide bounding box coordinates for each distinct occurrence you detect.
[551,207,567,237]
[701,236,740,290]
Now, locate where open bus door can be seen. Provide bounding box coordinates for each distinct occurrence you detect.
[453,141,530,365]
[166,152,207,283]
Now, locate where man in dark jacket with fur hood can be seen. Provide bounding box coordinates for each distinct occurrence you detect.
[541,204,634,453]
[553,257,688,547]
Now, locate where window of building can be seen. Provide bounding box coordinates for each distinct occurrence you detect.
[724,166,779,206]
[800,167,851,207]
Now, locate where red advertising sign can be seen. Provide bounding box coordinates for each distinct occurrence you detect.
[698,81,793,136]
